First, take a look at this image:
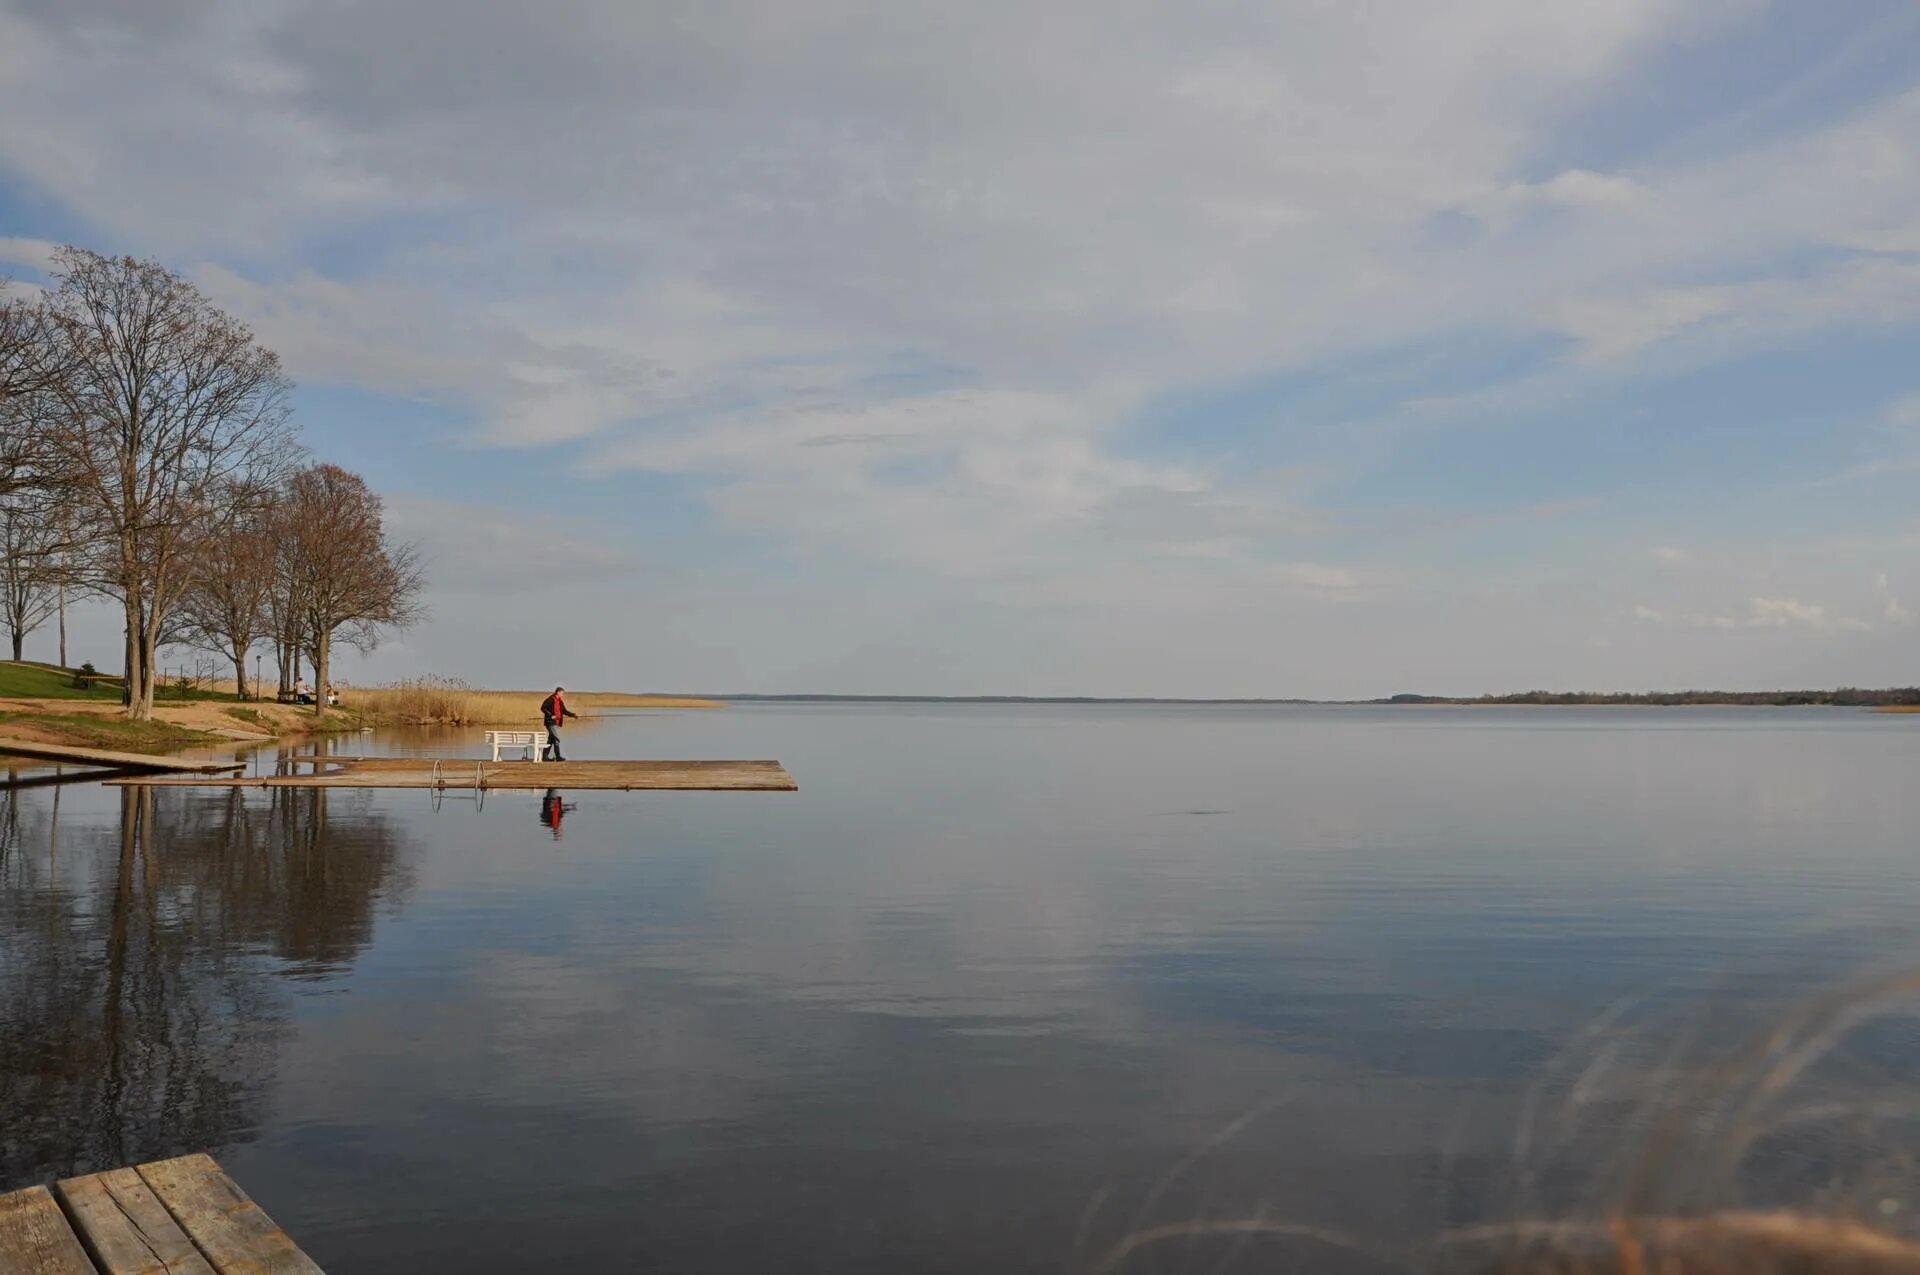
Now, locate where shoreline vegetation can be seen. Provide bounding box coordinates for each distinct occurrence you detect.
[337,678,721,725]
[0,663,721,755]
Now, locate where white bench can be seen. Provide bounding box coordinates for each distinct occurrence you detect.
[484,729,544,762]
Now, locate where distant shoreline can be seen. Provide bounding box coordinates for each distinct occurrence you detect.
[712,690,1920,708]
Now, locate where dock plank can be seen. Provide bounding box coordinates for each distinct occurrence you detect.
[0,1184,97,1275]
[57,1168,217,1275]
[111,757,797,791]
[134,1155,324,1275]
[0,736,242,773]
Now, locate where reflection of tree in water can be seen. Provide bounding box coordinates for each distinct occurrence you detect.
[0,784,410,1186]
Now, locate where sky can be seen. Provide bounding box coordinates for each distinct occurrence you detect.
[0,0,1917,697]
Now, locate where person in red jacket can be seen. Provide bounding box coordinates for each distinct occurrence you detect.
[539,686,579,761]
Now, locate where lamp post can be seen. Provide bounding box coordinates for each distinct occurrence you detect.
[254,653,262,701]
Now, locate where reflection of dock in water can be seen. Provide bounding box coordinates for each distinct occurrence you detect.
[0,1152,326,1274]
[108,755,798,791]
[0,736,243,777]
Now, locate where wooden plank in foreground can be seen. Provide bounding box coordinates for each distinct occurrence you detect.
[0,736,242,773]
[0,1184,96,1275]
[57,1167,217,1275]
[135,1154,324,1275]
[113,757,798,791]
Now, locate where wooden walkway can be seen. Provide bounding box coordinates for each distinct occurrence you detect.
[108,756,797,791]
[0,737,243,773]
[0,1154,323,1274]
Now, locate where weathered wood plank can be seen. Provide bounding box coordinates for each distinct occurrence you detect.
[134,1155,324,1275]
[0,1184,97,1275]
[57,1168,216,1275]
[0,736,241,773]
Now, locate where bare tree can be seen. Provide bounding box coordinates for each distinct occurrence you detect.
[265,506,307,699]
[174,487,280,699]
[40,249,294,719]
[0,275,71,404]
[0,276,77,510]
[0,490,69,660]
[281,464,423,713]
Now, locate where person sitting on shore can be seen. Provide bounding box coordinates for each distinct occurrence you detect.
[540,685,579,761]
[294,678,314,705]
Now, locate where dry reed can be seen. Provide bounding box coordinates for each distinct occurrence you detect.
[339,677,720,724]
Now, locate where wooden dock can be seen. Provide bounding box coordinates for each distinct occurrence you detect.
[108,756,797,791]
[0,1153,324,1274]
[0,736,243,774]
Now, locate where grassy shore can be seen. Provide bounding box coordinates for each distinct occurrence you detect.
[0,708,222,754]
[0,663,720,756]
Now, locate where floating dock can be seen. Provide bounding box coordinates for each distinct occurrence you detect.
[0,1153,324,1274]
[0,736,243,773]
[107,756,797,791]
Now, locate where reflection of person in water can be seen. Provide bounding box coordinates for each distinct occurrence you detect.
[538,789,575,839]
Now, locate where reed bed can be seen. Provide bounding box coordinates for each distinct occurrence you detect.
[340,677,720,724]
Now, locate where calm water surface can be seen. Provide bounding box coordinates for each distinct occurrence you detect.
[4,704,1920,1272]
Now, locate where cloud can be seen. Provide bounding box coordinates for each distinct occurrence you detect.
[1744,597,1858,631]
[1635,595,1875,634]
[1818,392,1920,483]
[10,1,1911,409]
[1464,168,1649,230]
[0,237,60,273]
[1552,259,1920,363]
[384,494,662,593]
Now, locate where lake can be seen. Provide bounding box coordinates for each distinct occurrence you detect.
[4,704,1920,1273]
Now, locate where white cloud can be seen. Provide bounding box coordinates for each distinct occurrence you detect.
[0,237,60,273]
[1633,595,1875,634]
[1744,597,1844,631]
[1819,392,1920,483]
[1552,259,1920,363]
[1465,168,1648,230]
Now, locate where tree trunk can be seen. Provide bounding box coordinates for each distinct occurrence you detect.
[121,605,139,712]
[133,622,159,721]
[9,628,20,661]
[56,579,66,667]
[276,638,297,698]
[231,641,249,701]
[311,629,330,717]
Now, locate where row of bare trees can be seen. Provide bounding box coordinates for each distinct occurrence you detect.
[0,248,422,717]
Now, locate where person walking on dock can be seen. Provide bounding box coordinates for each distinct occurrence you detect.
[540,686,579,761]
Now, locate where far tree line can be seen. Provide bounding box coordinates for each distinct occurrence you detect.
[1386,688,1920,706]
[0,247,422,718]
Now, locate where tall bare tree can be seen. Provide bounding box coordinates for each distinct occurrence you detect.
[281,464,423,713]
[266,506,307,699]
[40,249,293,719]
[0,490,69,661]
[174,486,280,699]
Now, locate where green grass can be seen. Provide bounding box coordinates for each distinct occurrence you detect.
[225,705,270,730]
[0,660,245,703]
[0,710,219,754]
[0,660,126,701]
